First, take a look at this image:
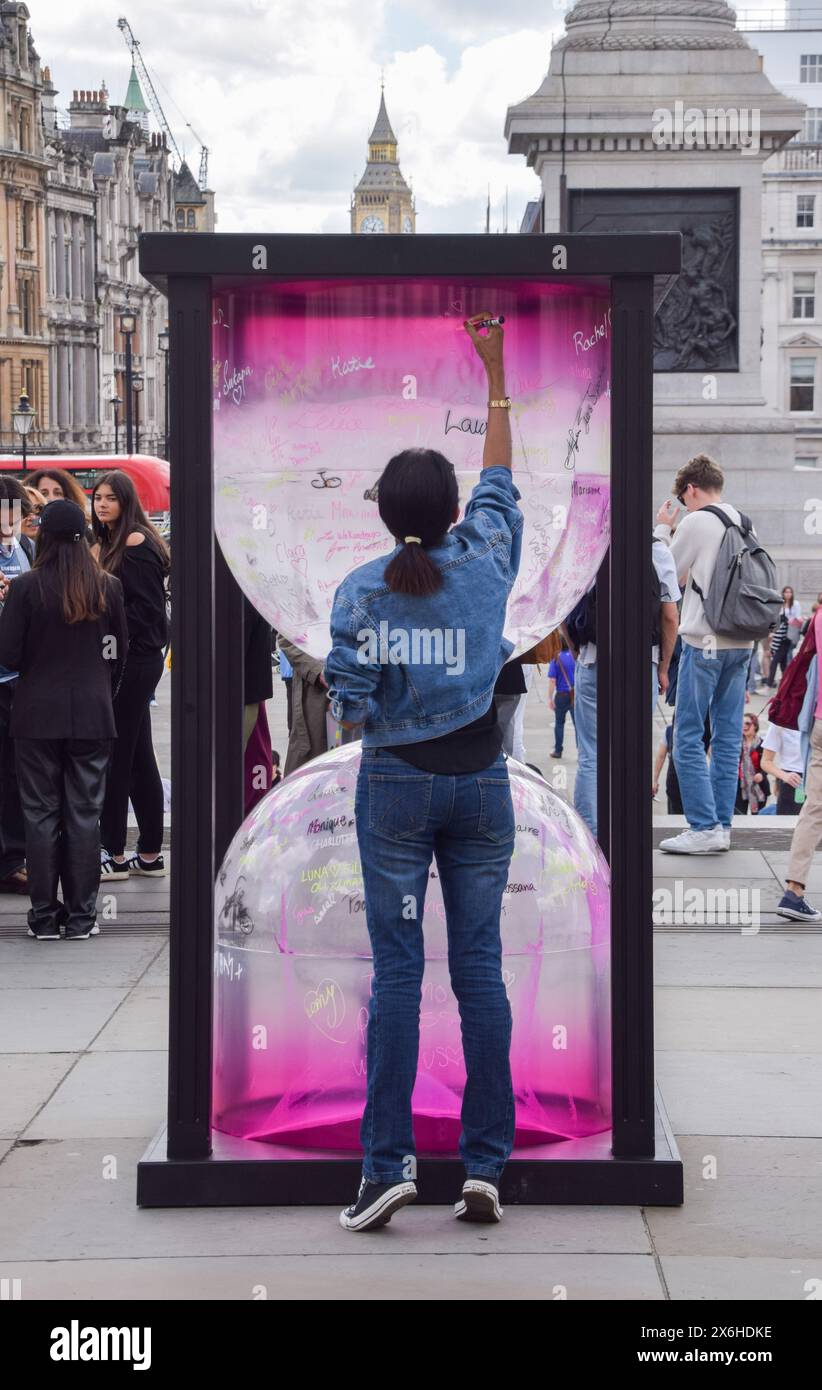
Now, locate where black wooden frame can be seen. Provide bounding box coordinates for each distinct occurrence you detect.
[136,233,683,1206]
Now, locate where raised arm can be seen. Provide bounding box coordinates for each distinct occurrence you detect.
[464,313,511,471]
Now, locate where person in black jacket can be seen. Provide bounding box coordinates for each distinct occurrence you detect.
[91,471,170,880]
[0,500,128,939]
[0,476,33,896]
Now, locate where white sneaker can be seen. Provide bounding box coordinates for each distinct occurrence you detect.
[659,826,727,855]
[720,826,731,850]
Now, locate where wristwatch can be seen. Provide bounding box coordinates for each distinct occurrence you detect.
[488,397,512,408]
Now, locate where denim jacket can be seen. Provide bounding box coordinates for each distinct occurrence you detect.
[798,653,818,786]
[325,466,523,747]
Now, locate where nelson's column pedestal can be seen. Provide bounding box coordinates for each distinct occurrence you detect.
[506,1,813,581]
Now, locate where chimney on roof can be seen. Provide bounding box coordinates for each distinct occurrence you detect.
[68,85,109,133]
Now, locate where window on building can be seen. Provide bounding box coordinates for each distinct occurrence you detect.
[176,207,185,226]
[803,108,822,141]
[187,208,195,227]
[795,455,820,469]
[790,356,816,412]
[797,194,816,228]
[801,55,822,82]
[793,272,816,318]
[19,279,32,336]
[64,242,71,298]
[22,201,33,249]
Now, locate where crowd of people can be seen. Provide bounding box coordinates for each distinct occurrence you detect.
[0,468,170,939]
[268,447,822,935]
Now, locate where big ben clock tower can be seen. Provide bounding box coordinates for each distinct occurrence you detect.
[351,85,416,234]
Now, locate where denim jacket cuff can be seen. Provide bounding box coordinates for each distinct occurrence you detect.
[330,692,369,724]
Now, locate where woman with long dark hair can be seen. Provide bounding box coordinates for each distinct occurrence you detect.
[24,468,90,514]
[326,315,522,1231]
[0,476,33,896]
[0,500,127,938]
[91,470,170,879]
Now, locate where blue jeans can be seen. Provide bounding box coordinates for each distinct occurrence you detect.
[673,643,750,831]
[573,661,598,837]
[354,747,516,1184]
[553,690,575,755]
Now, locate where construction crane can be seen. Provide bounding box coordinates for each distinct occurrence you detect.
[117,16,209,188]
[185,122,209,192]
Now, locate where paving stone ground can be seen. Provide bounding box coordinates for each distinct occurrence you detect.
[1,668,820,1300]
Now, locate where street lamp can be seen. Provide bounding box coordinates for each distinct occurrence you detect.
[12,391,36,469]
[132,372,144,455]
[119,302,137,453]
[110,393,122,454]
[157,325,170,461]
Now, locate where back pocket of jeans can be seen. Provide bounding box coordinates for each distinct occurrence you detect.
[368,774,432,840]
[476,776,516,843]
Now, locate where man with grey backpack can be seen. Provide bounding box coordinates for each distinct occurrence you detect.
[654,454,782,854]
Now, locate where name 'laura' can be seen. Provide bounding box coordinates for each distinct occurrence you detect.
[444,409,486,436]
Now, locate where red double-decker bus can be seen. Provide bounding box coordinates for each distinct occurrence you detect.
[0,453,170,517]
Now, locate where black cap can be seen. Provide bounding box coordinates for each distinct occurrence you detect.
[39,499,86,541]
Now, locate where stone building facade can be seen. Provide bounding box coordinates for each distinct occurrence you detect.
[0,2,50,452]
[745,8,822,522]
[0,7,216,461]
[41,71,98,449]
[41,78,174,456]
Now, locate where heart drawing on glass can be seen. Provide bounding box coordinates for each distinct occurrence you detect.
[304,978,346,1042]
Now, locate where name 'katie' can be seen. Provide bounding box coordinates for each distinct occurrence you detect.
[331,354,375,378]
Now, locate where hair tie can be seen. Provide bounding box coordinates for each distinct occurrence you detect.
[404,535,422,545]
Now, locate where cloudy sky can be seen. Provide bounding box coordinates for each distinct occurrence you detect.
[28,0,783,234]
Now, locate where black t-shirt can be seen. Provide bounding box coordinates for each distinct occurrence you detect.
[379,700,503,775]
[494,657,527,696]
[118,540,168,659]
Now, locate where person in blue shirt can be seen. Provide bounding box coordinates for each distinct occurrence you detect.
[547,638,576,758]
[0,477,32,896]
[326,313,523,1232]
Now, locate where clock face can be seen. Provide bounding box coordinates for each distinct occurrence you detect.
[360,215,385,233]
[402,216,413,233]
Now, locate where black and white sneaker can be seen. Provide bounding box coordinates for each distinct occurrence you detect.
[339,1177,417,1231]
[129,853,166,877]
[26,926,61,940]
[455,1179,503,1223]
[65,924,101,940]
[776,891,822,923]
[100,853,130,880]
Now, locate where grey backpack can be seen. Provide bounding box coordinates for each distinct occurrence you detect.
[689,505,782,641]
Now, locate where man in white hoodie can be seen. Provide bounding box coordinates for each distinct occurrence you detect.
[654,454,753,854]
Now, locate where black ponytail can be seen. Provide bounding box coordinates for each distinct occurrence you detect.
[378,448,458,597]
